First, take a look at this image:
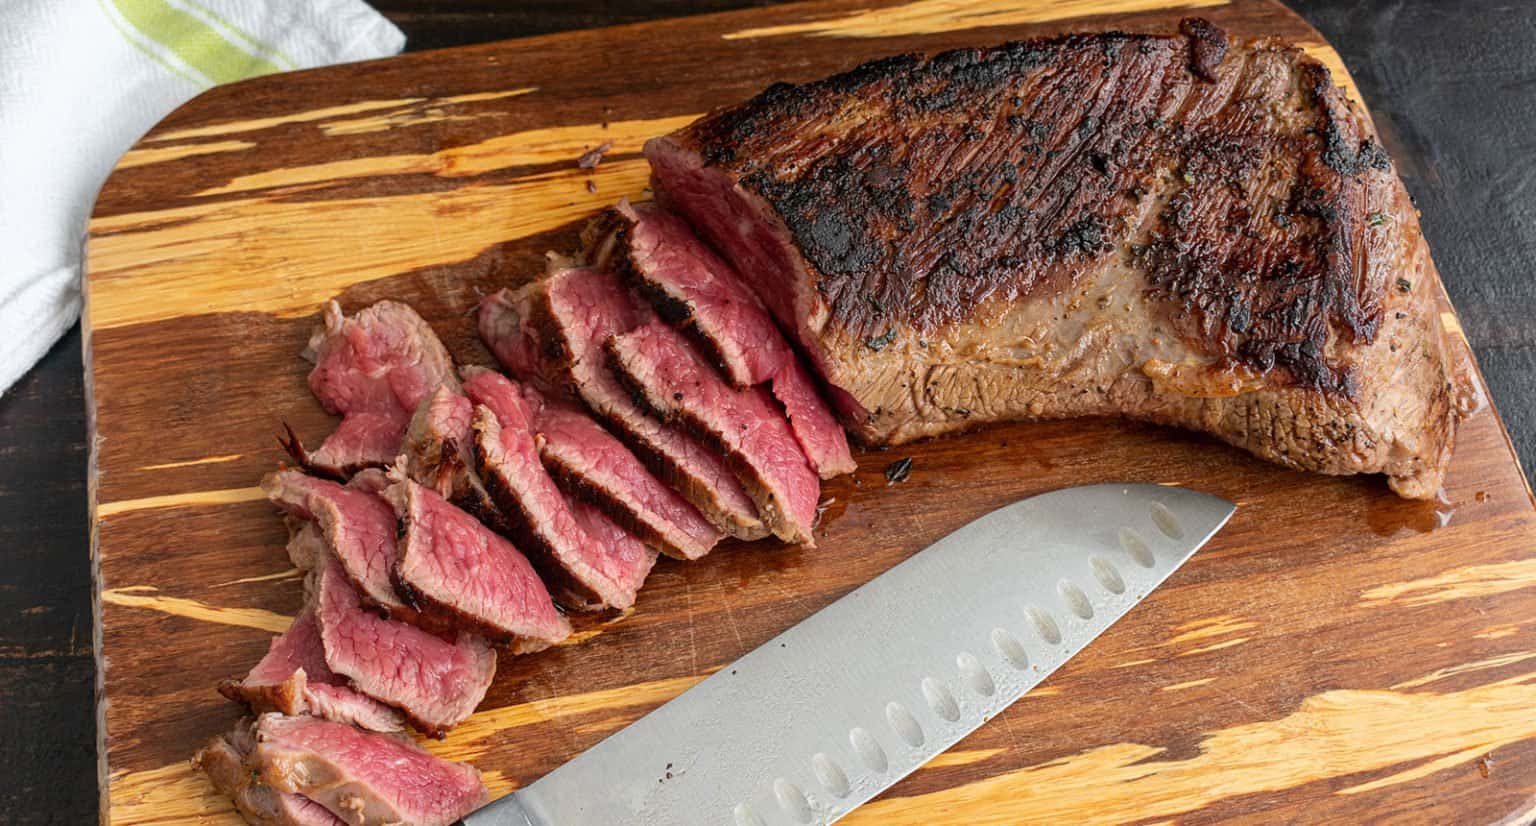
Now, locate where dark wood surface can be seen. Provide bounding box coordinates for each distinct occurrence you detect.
[3,0,1535,822]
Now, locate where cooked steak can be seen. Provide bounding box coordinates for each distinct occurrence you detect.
[196,714,488,826]
[646,21,1465,498]
[194,721,346,826]
[386,476,573,649]
[469,393,652,611]
[262,469,409,617]
[608,320,820,545]
[769,358,858,479]
[480,270,769,539]
[218,572,405,734]
[286,300,458,477]
[592,202,856,479]
[596,200,792,386]
[465,366,722,560]
[312,554,496,737]
[400,384,509,533]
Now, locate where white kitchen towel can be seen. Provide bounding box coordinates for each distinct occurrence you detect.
[0,0,405,395]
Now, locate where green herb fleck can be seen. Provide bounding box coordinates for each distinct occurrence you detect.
[1368,212,1391,226]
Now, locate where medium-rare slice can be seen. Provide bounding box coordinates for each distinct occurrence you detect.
[285,300,458,477]
[219,583,405,734]
[196,714,488,826]
[645,21,1466,499]
[312,554,495,737]
[770,358,858,479]
[594,200,791,386]
[468,386,651,610]
[592,202,856,479]
[386,477,573,649]
[463,367,721,560]
[480,272,768,539]
[400,384,508,533]
[262,469,408,617]
[194,721,347,826]
[608,320,820,545]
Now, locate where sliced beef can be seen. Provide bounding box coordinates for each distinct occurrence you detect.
[470,395,651,611]
[568,496,660,588]
[285,300,458,477]
[608,320,820,545]
[262,469,408,617]
[194,722,346,826]
[196,714,488,826]
[218,591,405,734]
[769,358,858,478]
[479,270,768,539]
[463,367,721,560]
[312,554,495,737]
[646,22,1465,498]
[593,202,857,479]
[386,477,573,649]
[400,384,508,533]
[596,200,791,386]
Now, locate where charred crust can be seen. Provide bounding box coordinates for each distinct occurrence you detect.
[1179,17,1228,81]
[678,27,1398,399]
[470,425,606,612]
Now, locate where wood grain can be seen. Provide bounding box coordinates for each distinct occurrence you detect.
[84,0,1536,823]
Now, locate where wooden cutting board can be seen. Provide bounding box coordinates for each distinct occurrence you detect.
[84,0,1536,822]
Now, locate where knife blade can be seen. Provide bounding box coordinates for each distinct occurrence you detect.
[460,483,1235,826]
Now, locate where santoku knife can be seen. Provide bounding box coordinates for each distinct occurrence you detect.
[459,483,1235,826]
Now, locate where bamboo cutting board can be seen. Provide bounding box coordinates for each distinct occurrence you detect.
[85,0,1536,823]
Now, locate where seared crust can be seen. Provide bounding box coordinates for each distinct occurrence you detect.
[654,20,1465,497]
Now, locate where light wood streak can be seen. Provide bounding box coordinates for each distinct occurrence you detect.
[195,114,694,197]
[1162,677,1217,691]
[1391,651,1536,690]
[1164,615,1255,645]
[142,92,541,144]
[101,587,292,633]
[1358,558,1536,608]
[89,160,650,330]
[117,141,255,169]
[137,454,243,471]
[847,679,1536,824]
[723,0,1228,40]
[926,749,1007,769]
[146,98,428,142]
[96,486,266,517]
[213,568,302,587]
[1179,637,1251,656]
[318,88,538,135]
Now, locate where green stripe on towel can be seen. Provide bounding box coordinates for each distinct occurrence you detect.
[108,0,284,85]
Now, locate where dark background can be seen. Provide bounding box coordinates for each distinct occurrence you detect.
[2,1,1532,820]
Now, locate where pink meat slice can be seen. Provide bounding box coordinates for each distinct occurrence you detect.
[262,469,408,616]
[469,387,650,611]
[606,200,791,386]
[463,367,721,560]
[479,270,767,540]
[253,714,487,826]
[386,477,572,650]
[608,320,820,545]
[291,300,458,476]
[606,202,856,478]
[218,591,405,734]
[312,554,496,737]
[768,358,858,478]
